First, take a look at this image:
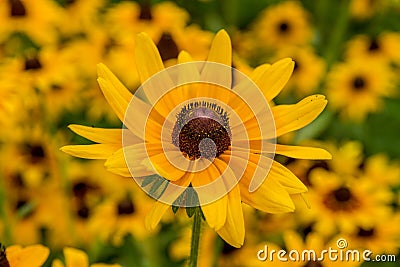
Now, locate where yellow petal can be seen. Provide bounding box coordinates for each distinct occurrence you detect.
[206,29,232,66]
[97,78,128,123]
[51,259,64,267]
[145,201,170,230]
[147,152,188,181]
[125,94,164,141]
[216,185,244,248]
[135,32,178,117]
[145,173,193,230]
[276,144,332,159]
[135,32,165,84]
[273,94,327,137]
[97,63,132,102]
[68,125,127,144]
[61,144,120,159]
[64,247,89,267]
[7,245,50,267]
[252,58,294,101]
[201,30,232,89]
[269,160,308,194]
[191,160,228,230]
[105,145,160,177]
[177,50,193,64]
[219,153,295,213]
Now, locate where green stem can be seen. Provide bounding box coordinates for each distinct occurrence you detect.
[189,207,202,267]
[323,0,351,69]
[0,167,12,244]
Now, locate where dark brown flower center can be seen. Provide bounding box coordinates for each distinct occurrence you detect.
[303,261,323,267]
[172,102,231,160]
[157,33,179,61]
[117,198,135,215]
[278,21,290,33]
[139,2,152,20]
[0,244,10,267]
[323,186,360,211]
[368,38,380,51]
[24,57,42,70]
[357,227,375,237]
[333,187,352,202]
[77,204,90,219]
[65,0,76,6]
[221,240,239,255]
[9,0,26,17]
[352,76,367,91]
[25,143,46,164]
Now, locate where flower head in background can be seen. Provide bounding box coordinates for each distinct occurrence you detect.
[62,29,331,247]
[252,1,312,50]
[326,59,395,121]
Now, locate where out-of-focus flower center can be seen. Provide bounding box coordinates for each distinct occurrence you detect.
[368,38,380,51]
[172,102,231,160]
[9,0,26,17]
[117,197,136,215]
[303,261,323,267]
[323,186,360,211]
[139,3,152,20]
[0,244,10,267]
[357,227,375,237]
[278,21,290,33]
[157,33,179,61]
[24,57,42,71]
[352,76,367,91]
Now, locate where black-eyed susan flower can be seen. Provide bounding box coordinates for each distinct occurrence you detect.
[302,169,393,237]
[252,1,312,50]
[52,247,121,267]
[345,33,400,65]
[62,30,331,247]
[0,0,61,45]
[326,59,395,121]
[346,214,400,255]
[1,243,49,267]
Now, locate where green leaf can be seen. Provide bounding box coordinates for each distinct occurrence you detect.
[172,205,179,214]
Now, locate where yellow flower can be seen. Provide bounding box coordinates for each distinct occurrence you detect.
[62,30,330,247]
[302,169,393,237]
[326,59,395,121]
[345,214,400,255]
[349,0,385,20]
[345,32,400,65]
[2,243,49,267]
[52,247,120,267]
[54,0,105,36]
[252,1,312,50]
[363,153,400,187]
[0,0,61,45]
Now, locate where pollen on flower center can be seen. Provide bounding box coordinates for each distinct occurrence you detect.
[172,102,231,160]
